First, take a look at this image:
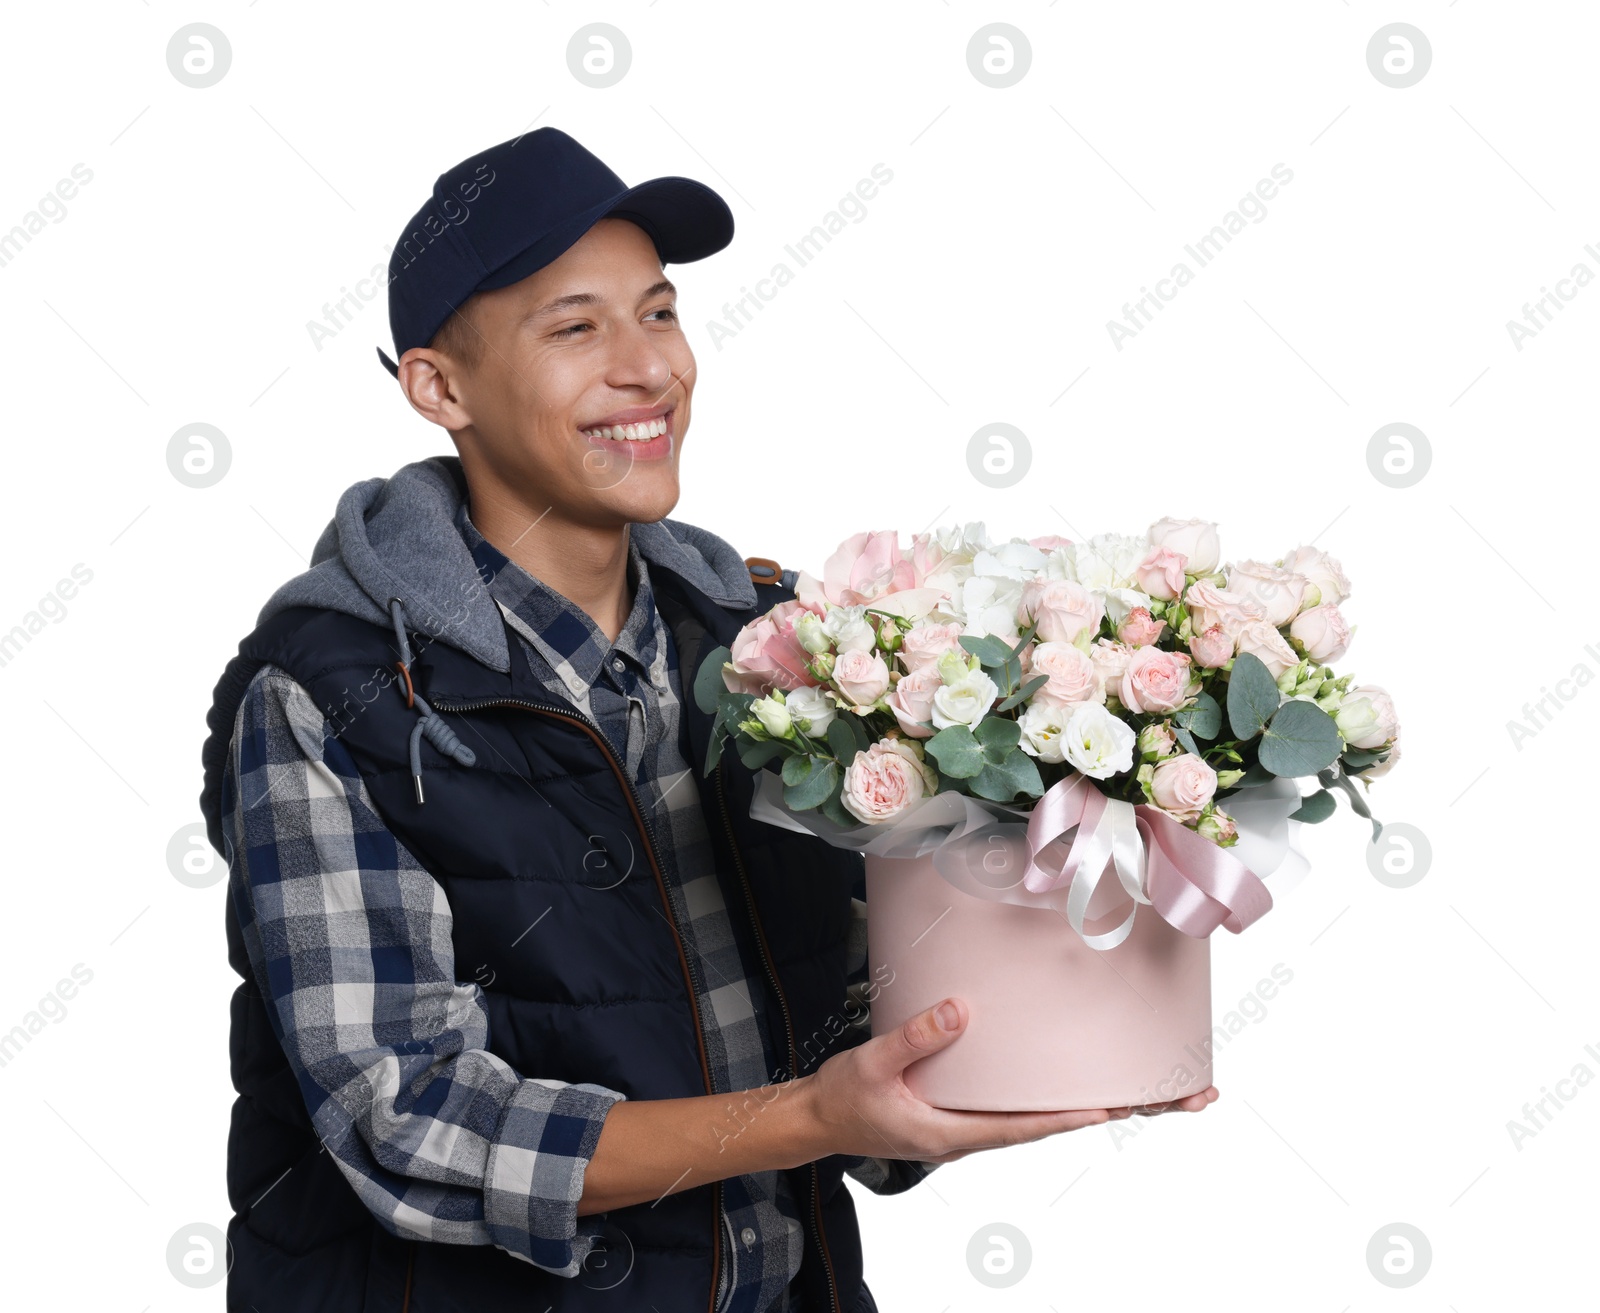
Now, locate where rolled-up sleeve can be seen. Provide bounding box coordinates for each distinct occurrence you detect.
[223,663,627,1276]
[840,891,943,1196]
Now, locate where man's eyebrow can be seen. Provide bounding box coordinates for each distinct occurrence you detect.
[525,279,677,321]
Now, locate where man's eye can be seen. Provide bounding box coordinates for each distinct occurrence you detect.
[650,306,680,324]
[552,323,591,338]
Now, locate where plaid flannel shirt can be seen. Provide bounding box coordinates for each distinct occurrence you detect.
[220,502,936,1313]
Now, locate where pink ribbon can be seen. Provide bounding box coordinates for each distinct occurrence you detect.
[1022,772,1273,942]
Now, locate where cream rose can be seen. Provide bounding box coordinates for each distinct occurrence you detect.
[1150,752,1218,822]
[784,685,836,738]
[1019,577,1105,644]
[1288,604,1352,663]
[1090,638,1135,694]
[886,663,943,739]
[822,604,877,654]
[1335,683,1398,749]
[1148,517,1221,574]
[1233,619,1300,680]
[832,648,891,708]
[1028,641,1104,709]
[898,621,965,672]
[1183,578,1265,641]
[1280,544,1351,607]
[1227,560,1310,629]
[1136,546,1188,601]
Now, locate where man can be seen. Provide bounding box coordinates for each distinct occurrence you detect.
[198,127,1214,1313]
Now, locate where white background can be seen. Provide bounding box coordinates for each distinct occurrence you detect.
[2,1,1595,1308]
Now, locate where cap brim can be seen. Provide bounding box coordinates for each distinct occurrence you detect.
[474,175,734,294]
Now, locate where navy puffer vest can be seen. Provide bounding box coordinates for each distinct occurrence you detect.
[199,556,874,1313]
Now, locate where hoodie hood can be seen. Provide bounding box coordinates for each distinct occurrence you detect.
[257,454,760,674]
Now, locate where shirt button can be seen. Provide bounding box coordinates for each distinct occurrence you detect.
[612,657,626,672]
[740,1226,756,1249]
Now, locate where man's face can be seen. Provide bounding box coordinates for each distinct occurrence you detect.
[406,217,695,529]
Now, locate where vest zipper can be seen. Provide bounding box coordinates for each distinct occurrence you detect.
[423,693,725,1313]
[714,766,841,1313]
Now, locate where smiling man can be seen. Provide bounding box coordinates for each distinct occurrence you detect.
[198,127,1213,1313]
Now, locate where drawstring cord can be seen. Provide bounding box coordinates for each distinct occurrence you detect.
[388,598,477,803]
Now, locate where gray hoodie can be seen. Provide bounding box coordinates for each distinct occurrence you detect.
[256,453,762,675]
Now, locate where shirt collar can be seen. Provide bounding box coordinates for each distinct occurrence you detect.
[454,501,659,692]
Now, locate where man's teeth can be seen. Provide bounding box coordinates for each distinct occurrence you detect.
[581,416,668,442]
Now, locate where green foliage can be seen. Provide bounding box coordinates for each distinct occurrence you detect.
[693,645,733,714]
[1173,691,1221,740]
[781,755,840,811]
[1225,652,1281,740]
[1257,699,1343,776]
[1290,789,1337,823]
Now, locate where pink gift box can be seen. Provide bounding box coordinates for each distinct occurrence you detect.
[865,845,1214,1112]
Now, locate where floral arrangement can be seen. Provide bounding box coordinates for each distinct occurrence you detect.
[694,518,1398,848]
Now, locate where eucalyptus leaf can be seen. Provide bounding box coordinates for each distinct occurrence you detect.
[827,715,867,765]
[959,633,1015,667]
[819,788,857,829]
[973,715,1022,757]
[717,692,756,733]
[1234,761,1277,788]
[968,747,1044,802]
[693,645,733,714]
[1226,652,1281,740]
[926,725,985,778]
[781,753,814,787]
[1290,789,1337,823]
[1174,692,1222,740]
[1328,771,1372,819]
[703,719,729,777]
[1341,746,1388,770]
[1258,700,1342,777]
[1173,725,1200,757]
[784,758,840,811]
[995,673,1049,713]
[738,738,789,770]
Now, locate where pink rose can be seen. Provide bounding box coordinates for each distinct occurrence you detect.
[1360,731,1401,779]
[1019,578,1105,644]
[1227,560,1309,629]
[841,740,927,824]
[1028,533,1074,552]
[1120,646,1197,714]
[832,648,891,708]
[1028,641,1104,709]
[724,601,821,694]
[1288,604,1352,663]
[887,664,943,739]
[1347,683,1399,748]
[899,621,965,673]
[1150,753,1218,822]
[1136,546,1188,602]
[1117,606,1166,647]
[1184,578,1265,641]
[1233,619,1299,679]
[1190,624,1233,669]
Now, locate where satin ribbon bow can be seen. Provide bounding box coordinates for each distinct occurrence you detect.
[1020,773,1274,950]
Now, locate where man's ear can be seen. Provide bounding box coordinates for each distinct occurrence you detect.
[398,349,473,431]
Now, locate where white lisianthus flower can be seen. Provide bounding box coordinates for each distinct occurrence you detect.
[1017,701,1070,764]
[751,694,792,739]
[822,604,876,653]
[1044,533,1153,626]
[1060,703,1137,780]
[930,667,1000,730]
[784,685,836,738]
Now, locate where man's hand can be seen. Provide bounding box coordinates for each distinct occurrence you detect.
[797,997,1218,1165]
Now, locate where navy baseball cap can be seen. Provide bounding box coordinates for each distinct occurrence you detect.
[377,126,734,377]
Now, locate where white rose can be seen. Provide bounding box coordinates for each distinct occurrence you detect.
[1061,703,1137,780]
[1335,683,1398,749]
[930,667,1000,730]
[822,604,876,653]
[1148,517,1221,574]
[784,685,836,737]
[751,695,792,738]
[1280,544,1351,606]
[1017,700,1070,764]
[795,612,831,655]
